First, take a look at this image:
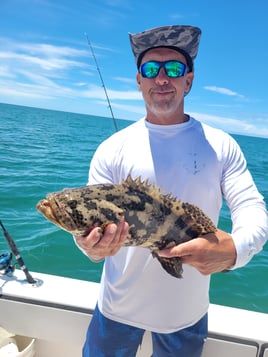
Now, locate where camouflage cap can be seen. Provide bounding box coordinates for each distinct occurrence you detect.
[129,25,201,71]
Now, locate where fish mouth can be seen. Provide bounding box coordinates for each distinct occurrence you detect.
[36,199,60,227]
[36,199,84,235]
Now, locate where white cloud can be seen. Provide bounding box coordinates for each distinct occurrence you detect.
[79,83,141,101]
[0,65,15,78]
[96,100,145,116]
[0,37,89,81]
[0,38,92,102]
[189,111,268,138]
[0,49,86,73]
[107,88,142,100]
[17,43,88,58]
[204,86,245,99]
[113,76,137,84]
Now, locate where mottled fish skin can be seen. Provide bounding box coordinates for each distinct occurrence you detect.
[36,175,216,278]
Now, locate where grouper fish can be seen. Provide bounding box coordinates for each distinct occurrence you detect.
[36,175,216,278]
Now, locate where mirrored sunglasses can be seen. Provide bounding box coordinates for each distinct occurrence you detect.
[140,60,188,79]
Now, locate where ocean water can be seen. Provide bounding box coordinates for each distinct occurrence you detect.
[1,102,267,313]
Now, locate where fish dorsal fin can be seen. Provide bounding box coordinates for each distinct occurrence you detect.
[122,175,184,212]
[122,175,171,203]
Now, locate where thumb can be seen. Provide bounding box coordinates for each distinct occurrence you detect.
[158,241,194,258]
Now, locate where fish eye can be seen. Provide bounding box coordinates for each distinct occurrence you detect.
[116,211,125,220]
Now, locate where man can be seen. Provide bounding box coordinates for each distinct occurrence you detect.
[75,25,268,356]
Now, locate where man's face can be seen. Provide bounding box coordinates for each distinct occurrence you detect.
[136,47,194,124]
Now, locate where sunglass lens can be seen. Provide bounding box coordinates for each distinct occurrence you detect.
[165,61,185,77]
[141,62,160,78]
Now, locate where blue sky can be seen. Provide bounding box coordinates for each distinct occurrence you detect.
[1,0,268,137]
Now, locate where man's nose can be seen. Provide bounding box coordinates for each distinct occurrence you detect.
[155,67,169,85]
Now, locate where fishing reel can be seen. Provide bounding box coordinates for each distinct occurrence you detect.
[0,252,15,276]
[0,220,36,284]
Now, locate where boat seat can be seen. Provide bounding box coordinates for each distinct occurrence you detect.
[202,336,258,357]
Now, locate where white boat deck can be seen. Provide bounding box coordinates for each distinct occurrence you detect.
[1,270,268,356]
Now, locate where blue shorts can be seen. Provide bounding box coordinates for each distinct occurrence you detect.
[83,304,207,357]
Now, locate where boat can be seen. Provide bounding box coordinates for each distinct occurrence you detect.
[1,268,268,357]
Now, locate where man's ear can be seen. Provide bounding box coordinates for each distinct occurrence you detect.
[136,72,141,91]
[184,72,194,96]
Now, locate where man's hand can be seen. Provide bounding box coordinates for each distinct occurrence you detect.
[75,221,129,261]
[158,229,237,275]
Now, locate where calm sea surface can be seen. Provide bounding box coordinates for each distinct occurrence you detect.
[1,102,267,313]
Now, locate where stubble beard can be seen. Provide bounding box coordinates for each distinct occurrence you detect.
[147,93,178,118]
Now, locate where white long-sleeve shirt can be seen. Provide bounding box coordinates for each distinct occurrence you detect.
[86,117,268,333]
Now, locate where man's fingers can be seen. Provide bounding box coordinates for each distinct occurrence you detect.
[158,241,190,258]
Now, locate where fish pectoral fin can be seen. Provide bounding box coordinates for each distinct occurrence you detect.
[156,256,183,279]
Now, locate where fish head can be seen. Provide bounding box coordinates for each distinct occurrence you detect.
[36,186,125,236]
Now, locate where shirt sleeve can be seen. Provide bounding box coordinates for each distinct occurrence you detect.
[221,136,268,269]
[88,139,117,185]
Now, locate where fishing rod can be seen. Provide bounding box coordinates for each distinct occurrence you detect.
[85,33,119,132]
[0,220,36,284]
